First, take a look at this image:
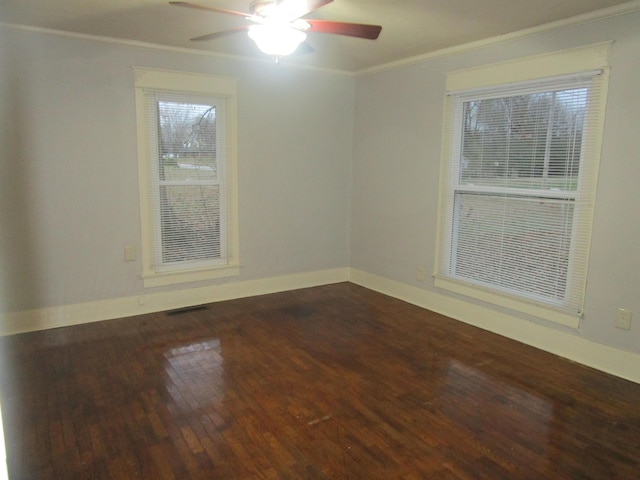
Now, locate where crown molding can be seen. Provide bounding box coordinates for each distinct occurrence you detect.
[356,0,640,75]
[4,0,640,77]
[0,22,353,76]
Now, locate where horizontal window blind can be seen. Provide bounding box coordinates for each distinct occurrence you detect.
[436,70,607,316]
[144,90,231,272]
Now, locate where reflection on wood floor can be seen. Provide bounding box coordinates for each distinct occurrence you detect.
[1,283,639,479]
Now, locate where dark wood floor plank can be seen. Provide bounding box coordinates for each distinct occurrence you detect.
[1,283,639,479]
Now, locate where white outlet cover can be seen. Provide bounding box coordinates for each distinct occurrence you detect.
[615,308,632,330]
[124,245,136,262]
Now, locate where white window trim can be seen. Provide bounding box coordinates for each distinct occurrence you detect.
[434,43,611,328]
[134,68,240,288]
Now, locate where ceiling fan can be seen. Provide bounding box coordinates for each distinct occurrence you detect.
[170,0,382,57]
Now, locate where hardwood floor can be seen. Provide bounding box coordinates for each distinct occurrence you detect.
[1,283,639,479]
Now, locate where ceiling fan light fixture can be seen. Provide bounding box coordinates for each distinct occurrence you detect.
[248,23,306,56]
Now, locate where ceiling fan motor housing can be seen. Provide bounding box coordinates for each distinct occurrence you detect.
[250,1,282,18]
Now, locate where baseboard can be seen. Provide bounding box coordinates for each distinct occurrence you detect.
[0,268,350,336]
[4,266,637,385]
[348,268,640,384]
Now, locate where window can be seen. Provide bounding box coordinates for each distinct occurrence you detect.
[135,68,239,287]
[435,45,610,327]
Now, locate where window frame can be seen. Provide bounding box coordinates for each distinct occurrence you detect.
[434,44,610,328]
[134,68,240,288]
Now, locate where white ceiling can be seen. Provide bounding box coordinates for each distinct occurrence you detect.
[1,0,637,72]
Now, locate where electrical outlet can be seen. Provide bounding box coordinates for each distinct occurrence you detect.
[615,308,632,330]
[416,267,426,282]
[124,245,136,262]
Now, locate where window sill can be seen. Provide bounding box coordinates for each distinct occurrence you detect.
[434,276,581,329]
[142,263,240,288]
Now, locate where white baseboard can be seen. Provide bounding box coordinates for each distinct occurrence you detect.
[349,268,640,384]
[0,268,350,336]
[3,266,637,385]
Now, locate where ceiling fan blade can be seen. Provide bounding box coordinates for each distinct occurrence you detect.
[169,1,249,18]
[306,19,382,39]
[276,0,333,19]
[190,25,250,42]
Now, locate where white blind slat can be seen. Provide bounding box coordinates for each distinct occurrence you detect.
[437,68,607,317]
[144,90,230,272]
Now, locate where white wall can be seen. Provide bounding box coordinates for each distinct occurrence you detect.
[0,28,354,317]
[1,9,639,380]
[351,10,640,357]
